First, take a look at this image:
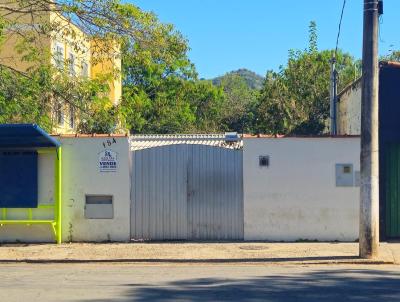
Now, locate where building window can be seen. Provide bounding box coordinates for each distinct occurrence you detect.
[55,101,64,126]
[68,52,75,76]
[69,105,75,129]
[81,61,88,78]
[55,44,64,70]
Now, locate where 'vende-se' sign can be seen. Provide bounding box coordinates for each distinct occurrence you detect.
[98,149,118,172]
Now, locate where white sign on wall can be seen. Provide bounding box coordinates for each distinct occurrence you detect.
[98,149,118,172]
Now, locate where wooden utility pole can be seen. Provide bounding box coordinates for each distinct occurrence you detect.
[359,0,380,259]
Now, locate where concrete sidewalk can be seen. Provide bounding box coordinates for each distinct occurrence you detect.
[0,242,398,264]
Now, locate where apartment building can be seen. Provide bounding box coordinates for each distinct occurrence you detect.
[0,2,122,134]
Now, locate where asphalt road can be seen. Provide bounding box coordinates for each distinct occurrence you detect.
[1,263,400,302]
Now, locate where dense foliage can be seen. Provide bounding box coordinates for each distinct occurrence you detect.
[0,3,362,135]
[254,22,361,135]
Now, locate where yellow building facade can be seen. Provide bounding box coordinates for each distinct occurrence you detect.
[0,3,122,134]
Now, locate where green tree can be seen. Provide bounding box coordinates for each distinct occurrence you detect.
[0,1,186,133]
[216,73,259,133]
[120,5,227,134]
[131,77,197,134]
[381,50,400,62]
[184,80,225,133]
[255,22,361,135]
[255,70,302,135]
[0,66,53,131]
[120,12,198,133]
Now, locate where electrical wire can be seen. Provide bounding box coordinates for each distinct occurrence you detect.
[335,0,347,59]
[378,3,384,43]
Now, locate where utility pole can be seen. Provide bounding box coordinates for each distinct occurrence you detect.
[359,0,381,259]
[330,56,337,135]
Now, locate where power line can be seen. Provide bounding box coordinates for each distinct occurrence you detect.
[330,0,346,135]
[335,0,347,58]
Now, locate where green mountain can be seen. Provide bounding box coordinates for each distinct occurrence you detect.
[212,69,264,90]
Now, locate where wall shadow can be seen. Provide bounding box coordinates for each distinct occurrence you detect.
[80,268,400,302]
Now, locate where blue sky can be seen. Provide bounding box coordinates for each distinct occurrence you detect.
[131,0,400,79]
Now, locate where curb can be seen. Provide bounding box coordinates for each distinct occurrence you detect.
[0,258,395,265]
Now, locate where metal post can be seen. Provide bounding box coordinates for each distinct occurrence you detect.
[330,57,337,135]
[55,147,62,244]
[360,0,380,259]
[333,68,338,134]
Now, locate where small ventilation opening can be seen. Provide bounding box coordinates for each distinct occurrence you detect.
[259,155,269,167]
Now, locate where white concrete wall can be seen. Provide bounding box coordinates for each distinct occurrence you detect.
[244,137,360,242]
[60,137,131,242]
[1,135,361,243]
[0,136,131,243]
[337,81,361,135]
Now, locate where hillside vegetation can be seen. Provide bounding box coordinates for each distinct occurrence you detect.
[212,69,264,90]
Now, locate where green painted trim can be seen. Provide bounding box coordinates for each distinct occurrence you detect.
[0,146,63,244]
[0,220,56,224]
[55,147,62,244]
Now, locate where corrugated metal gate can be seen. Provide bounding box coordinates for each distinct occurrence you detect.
[130,137,243,241]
